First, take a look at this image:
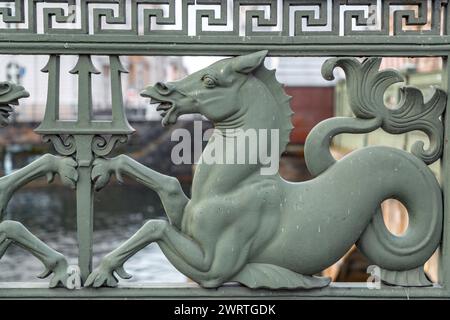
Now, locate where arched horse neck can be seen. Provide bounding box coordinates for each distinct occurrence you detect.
[191,75,281,199]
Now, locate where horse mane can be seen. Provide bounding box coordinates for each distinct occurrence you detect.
[253,65,294,154]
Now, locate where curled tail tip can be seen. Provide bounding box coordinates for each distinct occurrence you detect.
[321,57,383,82]
[321,58,343,81]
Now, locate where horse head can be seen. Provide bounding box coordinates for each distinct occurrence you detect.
[0,81,29,127]
[141,50,268,126]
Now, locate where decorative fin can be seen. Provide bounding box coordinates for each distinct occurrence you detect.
[321,57,446,164]
[253,66,294,155]
[380,266,432,287]
[232,263,331,290]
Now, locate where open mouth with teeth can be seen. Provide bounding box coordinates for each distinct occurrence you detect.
[0,83,30,127]
[140,91,177,126]
[141,84,183,126]
[0,104,14,121]
[150,98,176,126]
[154,100,173,118]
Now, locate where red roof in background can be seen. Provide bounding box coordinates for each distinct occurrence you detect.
[285,86,334,145]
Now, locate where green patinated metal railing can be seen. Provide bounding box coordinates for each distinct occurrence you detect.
[1,0,450,299]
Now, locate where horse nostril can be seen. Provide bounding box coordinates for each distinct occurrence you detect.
[156,82,166,89]
[155,82,171,95]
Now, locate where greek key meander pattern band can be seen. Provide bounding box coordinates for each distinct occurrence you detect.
[0,0,446,36]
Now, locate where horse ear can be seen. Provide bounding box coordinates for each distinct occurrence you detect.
[232,50,268,74]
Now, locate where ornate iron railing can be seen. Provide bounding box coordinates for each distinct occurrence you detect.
[0,0,449,55]
[1,0,450,299]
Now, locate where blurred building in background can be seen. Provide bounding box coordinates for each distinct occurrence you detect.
[0,55,187,123]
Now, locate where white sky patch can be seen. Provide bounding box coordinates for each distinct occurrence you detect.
[183,56,223,74]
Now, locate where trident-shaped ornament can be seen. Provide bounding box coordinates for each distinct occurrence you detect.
[35,55,135,283]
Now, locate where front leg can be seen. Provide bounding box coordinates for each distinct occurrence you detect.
[0,154,78,215]
[92,155,188,228]
[0,155,77,288]
[0,220,69,287]
[84,219,213,288]
[85,216,256,288]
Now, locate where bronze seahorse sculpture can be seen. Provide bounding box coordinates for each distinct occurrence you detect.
[85,51,444,289]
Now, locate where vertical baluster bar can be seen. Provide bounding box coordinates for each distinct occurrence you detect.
[439,2,450,292]
[70,55,100,127]
[445,0,450,36]
[41,55,59,121]
[75,134,94,283]
[69,54,99,282]
[110,56,133,132]
[440,55,450,292]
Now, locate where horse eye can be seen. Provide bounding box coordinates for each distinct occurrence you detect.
[202,75,217,88]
